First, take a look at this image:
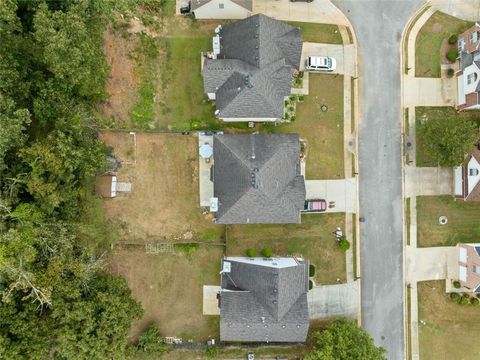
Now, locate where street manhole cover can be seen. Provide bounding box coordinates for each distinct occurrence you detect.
[439,216,448,225]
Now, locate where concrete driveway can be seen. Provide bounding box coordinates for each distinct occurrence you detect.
[406,246,458,284]
[305,178,357,213]
[300,42,356,76]
[405,166,453,197]
[254,0,349,25]
[404,76,456,107]
[308,281,359,319]
[332,1,424,358]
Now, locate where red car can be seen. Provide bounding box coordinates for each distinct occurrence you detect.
[303,199,327,212]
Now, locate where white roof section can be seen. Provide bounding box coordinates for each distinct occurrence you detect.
[224,256,300,268]
[467,156,480,195]
[454,166,463,196]
[460,265,468,282]
[459,246,467,263]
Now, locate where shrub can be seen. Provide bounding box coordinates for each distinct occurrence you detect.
[205,346,218,359]
[309,264,316,277]
[450,292,460,302]
[309,280,314,290]
[285,100,289,107]
[290,95,297,101]
[446,48,458,62]
[448,34,458,45]
[284,113,290,121]
[298,95,305,102]
[471,297,479,305]
[288,106,294,112]
[246,248,256,257]
[290,116,296,122]
[298,71,304,78]
[447,68,455,77]
[459,294,470,305]
[338,236,350,251]
[261,247,273,258]
[137,325,167,354]
[453,280,461,289]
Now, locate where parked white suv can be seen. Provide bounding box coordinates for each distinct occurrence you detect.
[305,56,336,72]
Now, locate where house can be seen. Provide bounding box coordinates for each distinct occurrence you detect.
[211,133,306,224]
[96,174,118,198]
[454,146,480,201]
[202,14,303,122]
[457,243,480,292]
[219,256,310,342]
[191,0,252,19]
[456,22,480,110]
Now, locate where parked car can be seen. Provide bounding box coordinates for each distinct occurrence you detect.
[305,56,336,72]
[303,199,327,212]
[290,0,313,2]
[247,352,255,360]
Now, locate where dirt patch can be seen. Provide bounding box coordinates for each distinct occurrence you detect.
[108,245,223,341]
[99,131,224,243]
[431,22,442,33]
[98,26,138,127]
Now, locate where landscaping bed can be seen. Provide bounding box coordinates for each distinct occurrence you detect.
[227,213,347,285]
[418,281,480,360]
[417,195,480,247]
[415,11,473,77]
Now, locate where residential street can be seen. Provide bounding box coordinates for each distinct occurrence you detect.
[331,1,422,359]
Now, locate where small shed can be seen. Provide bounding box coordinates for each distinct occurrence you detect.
[96,174,117,198]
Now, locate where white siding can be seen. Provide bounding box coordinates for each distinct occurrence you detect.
[193,0,251,19]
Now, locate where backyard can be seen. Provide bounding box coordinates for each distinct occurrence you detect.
[415,11,473,77]
[417,195,480,247]
[99,131,224,243]
[415,107,480,167]
[267,73,345,180]
[418,281,480,360]
[227,213,347,285]
[108,245,223,341]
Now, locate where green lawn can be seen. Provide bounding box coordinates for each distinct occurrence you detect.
[288,22,343,44]
[417,195,480,247]
[227,214,347,285]
[415,107,480,167]
[266,73,344,179]
[418,281,480,360]
[415,11,473,77]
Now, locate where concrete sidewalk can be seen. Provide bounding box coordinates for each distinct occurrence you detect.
[308,281,359,320]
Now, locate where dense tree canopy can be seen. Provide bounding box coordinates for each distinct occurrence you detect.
[0,0,143,358]
[419,113,479,167]
[305,319,386,360]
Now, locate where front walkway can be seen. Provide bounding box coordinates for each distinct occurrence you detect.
[305,178,357,213]
[308,280,359,320]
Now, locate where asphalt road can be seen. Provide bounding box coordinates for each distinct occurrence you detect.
[331,1,423,359]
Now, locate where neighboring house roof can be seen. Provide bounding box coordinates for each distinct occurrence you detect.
[220,257,309,342]
[458,243,480,292]
[191,0,252,11]
[463,147,480,201]
[95,174,116,198]
[203,14,303,119]
[213,134,306,224]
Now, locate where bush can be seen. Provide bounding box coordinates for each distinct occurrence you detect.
[447,68,455,77]
[137,325,167,354]
[309,280,314,290]
[290,95,297,101]
[288,106,294,112]
[459,294,470,305]
[338,236,350,251]
[290,115,296,122]
[453,280,461,289]
[471,297,479,305]
[309,264,316,277]
[205,346,218,359]
[246,248,256,257]
[298,95,305,102]
[448,34,458,45]
[446,48,459,62]
[450,292,460,302]
[285,100,289,107]
[261,247,273,258]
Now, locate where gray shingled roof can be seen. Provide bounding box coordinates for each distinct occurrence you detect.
[191,0,252,11]
[213,134,306,224]
[203,14,303,119]
[220,257,309,343]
